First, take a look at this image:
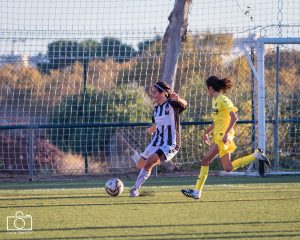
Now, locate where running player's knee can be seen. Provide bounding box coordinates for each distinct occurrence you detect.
[224,165,233,172]
[136,159,145,170]
[144,156,160,171]
[144,161,155,170]
[136,162,143,170]
[201,156,211,166]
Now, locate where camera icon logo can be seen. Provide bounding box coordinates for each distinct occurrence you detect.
[7,211,32,231]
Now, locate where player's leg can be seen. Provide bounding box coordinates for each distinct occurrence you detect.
[130,146,178,197]
[135,143,153,170]
[231,153,256,171]
[220,153,233,172]
[181,143,219,199]
[130,153,161,197]
[231,148,270,171]
[144,153,161,172]
[217,138,255,171]
[136,157,146,170]
[195,143,219,190]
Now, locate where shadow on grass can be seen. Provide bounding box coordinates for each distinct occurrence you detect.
[0,191,156,201]
[1,175,300,190]
[1,196,300,209]
[0,195,112,201]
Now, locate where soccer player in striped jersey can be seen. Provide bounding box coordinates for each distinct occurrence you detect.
[181,76,271,200]
[130,81,187,197]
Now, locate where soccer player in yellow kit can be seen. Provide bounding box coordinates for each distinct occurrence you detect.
[181,76,270,200]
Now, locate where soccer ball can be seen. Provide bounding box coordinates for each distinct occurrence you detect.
[105,178,124,197]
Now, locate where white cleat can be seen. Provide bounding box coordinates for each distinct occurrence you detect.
[254,148,271,166]
[181,189,201,200]
[130,187,140,197]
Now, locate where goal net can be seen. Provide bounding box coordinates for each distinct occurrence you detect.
[0,0,299,176]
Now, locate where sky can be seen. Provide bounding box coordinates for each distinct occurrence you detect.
[0,0,299,55]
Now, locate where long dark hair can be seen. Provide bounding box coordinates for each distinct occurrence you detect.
[153,81,172,98]
[206,76,233,93]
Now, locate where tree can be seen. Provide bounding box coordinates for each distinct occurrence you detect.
[50,83,151,154]
[122,32,235,93]
[79,40,102,58]
[137,36,162,54]
[37,38,137,73]
[101,37,137,62]
[48,40,81,67]
[0,64,43,105]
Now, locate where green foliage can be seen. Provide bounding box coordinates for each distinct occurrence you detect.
[101,37,137,62]
[50,84,151,154]
[137,35,162,53]
[38,38,137,73]
[80,40,102,58]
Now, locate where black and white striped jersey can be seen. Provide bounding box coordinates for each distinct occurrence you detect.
[150,100,186,149]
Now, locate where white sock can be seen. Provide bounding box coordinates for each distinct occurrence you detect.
[133,168,150,190]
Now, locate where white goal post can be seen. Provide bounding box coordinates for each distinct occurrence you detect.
[242,37,300,174]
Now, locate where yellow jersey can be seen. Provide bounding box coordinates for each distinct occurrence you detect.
[211,94,238,140]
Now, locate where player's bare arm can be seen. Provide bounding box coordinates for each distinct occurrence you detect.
[146,124,156,135]
[169,92,187,107]
[203,124,214,146]
[222,112,238,144]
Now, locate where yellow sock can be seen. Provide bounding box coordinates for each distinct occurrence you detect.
[195,166,209,192]
[232,154,255,171]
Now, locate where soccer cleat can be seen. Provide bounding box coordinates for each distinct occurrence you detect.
[181,189,201,200]
[254,148,271,166]
[130,187,140,197]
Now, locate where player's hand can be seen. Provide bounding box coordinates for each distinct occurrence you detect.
[203,134,211,146]
[169,92,179,101]
[146,128,153,135]
[222,134,229,144]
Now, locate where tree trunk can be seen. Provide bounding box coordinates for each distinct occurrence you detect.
[160,0,192,90]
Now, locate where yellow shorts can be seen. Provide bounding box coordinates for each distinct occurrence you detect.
[213,136,237,158]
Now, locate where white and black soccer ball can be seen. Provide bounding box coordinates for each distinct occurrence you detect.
[105,178,124,197]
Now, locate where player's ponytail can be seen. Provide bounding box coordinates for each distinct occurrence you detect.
[206,76,233,93]
[153,81,172,98]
